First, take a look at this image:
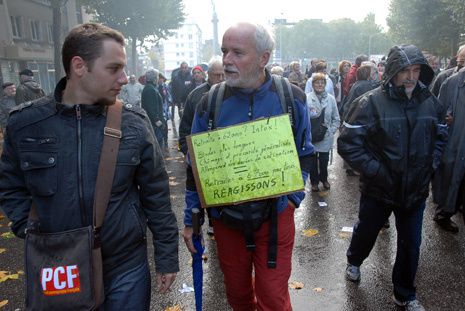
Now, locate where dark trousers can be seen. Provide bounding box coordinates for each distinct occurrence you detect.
[435,174,465,219]
[347,194,426,302]
[309,152,329,185]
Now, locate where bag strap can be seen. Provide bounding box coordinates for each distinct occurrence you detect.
[93,101,123,229]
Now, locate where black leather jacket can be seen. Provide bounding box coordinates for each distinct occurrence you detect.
[338,45,448,210]
[0,78,179,279]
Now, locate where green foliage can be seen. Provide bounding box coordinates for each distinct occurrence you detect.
[79,0,185,43]
[275,15,392,63]
[387,0,462,57]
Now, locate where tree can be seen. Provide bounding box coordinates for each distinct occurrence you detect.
[80,0,185,76]
[51,0,68,82]
[273,15,390,65]
[387,0,461,57]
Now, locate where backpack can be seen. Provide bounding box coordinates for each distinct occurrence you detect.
[206,75,297,268]
[310,107,327,142]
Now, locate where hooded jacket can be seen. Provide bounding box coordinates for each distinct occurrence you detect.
[0,78,179,280]
[338,45,448,210]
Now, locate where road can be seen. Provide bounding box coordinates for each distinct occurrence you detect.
[1,118,464,311]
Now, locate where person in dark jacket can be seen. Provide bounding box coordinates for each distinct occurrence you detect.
[432,67,465,233]
[338,44,447,311]
[340,65,379,120]
[142,68,166,149]
[342,54,368,97]
[0,82,17,132]
[169,61,192,119]
[429,46,465,96]
[178,56,224,156]
[0,23,178,310]
[15,69,45,105]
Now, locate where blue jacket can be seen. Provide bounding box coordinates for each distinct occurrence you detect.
[184,73,313,226]
[0,78,179,280]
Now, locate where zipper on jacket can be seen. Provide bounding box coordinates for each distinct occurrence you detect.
[248,93,254,120]
[76,105,87,226]
[401,101,411,205]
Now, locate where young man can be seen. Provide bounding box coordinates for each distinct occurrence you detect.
[183,22,313,310]
[338,45,447,311]
[0,23,178,310]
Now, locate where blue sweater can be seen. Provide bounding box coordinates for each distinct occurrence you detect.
[184,74,313,226]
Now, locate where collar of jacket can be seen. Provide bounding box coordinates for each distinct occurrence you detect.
[54,77,106,117]
[383,81,430,102]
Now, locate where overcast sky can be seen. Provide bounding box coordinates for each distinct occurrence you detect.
[182,0,392,41]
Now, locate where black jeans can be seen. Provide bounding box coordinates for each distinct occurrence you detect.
[347,194,426,302]
[309,152,329,185]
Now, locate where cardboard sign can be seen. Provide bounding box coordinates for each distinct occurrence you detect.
[187,114,304,207]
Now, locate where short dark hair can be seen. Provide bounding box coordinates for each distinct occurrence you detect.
[315,61,327,72]
[355,54,369,66]
[62,23,125,77]
[356,65,372,81]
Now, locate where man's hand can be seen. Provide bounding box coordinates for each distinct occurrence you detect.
[156,272,177,294]
[183,226,197,254]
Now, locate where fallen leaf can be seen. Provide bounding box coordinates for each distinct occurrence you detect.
[0,215,5,220]
[165,157,173,161]
[17,270,24,275]
[169,181,180,186]
[1,232,14,239]
[338,232,350,239]
[318,191,329,197]
[169,176,176,181]
[0,248,6,254]
[289,281,304,289]
[7,222,12,227]
[0,271,19,283]
[313,287,323,292]
[165,305,182,311]
[202,254,208,262]
[0,300,8,308]
[302,229,319,237]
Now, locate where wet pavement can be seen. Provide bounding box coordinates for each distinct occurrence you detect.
[1,117,464,310]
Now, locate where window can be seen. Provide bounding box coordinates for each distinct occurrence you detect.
[10,16,22,38]
[31,20,41,41]
[47,23,53,43]
[188,34,193,40]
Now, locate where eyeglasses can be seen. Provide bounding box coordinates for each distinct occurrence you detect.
[313,80,326,85]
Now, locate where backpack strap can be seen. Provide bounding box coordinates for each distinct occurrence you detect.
[207,82,226,130]
[272,75,296,134]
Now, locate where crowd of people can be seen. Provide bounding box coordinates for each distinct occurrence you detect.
[0,20,464,311]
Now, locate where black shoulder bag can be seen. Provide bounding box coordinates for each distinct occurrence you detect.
[24,101,123,311]
[310,107,327,143]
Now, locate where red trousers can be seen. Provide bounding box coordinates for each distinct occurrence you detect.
[213,205,295,311]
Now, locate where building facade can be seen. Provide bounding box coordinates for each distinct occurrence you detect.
[162,22,203,79]
[0,0,84,95]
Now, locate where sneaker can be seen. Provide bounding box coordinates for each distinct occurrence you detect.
[311,185,319,192]
[392,296,425,311]
[322,181,331,190]
[345,264,360,282]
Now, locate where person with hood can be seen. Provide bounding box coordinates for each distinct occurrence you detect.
[431,65,465,233]
[338,45,447,311]
[15,69,45,104]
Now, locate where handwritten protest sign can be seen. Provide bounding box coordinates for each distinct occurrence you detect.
[187,114,304,207]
